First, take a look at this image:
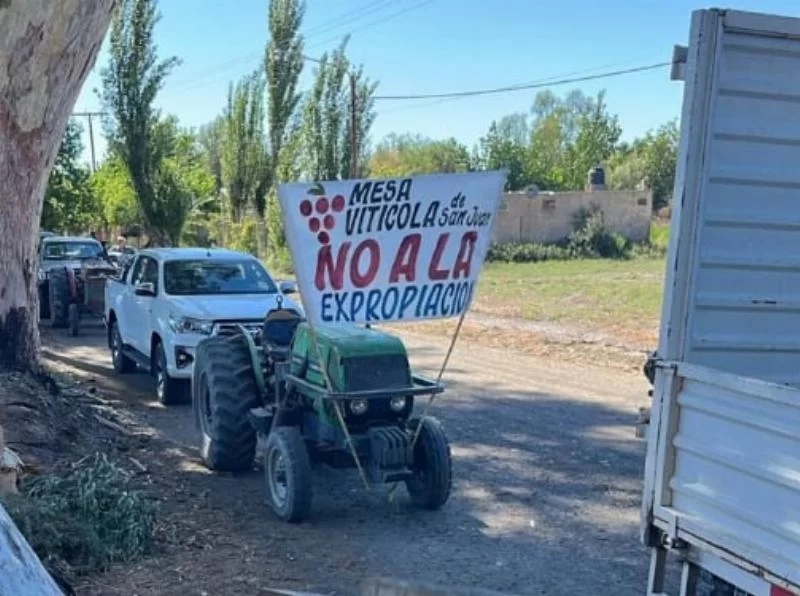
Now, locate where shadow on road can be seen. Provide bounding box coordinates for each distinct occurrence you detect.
[40,326,669,595]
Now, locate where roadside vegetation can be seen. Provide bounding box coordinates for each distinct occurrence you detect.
[2,454,156,584]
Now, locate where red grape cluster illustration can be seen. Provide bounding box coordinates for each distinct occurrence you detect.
[299,192,345,245]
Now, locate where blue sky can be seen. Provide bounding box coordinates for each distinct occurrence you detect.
[74,0,800,166]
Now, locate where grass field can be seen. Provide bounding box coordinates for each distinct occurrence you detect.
[402,221,672,371]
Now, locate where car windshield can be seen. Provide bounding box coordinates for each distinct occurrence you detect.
[164,259,278,295]
[42,241,104,260]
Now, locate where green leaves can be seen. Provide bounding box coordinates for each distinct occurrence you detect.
[41,120,100,233]
[100,0,183,245]
[368,133,472,178]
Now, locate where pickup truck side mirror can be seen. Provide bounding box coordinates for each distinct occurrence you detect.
[134,282,156,297]
[279,280,297,295]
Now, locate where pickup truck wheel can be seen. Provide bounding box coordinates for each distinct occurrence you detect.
[194,334,261,472]
[154,341,189,406]
[405,416,453,510]
[110,321,135,373]
[48,268,69,328]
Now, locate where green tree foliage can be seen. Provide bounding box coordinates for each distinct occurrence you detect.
[608,119,679,209]
[100,0,181,245]
[220,71,266,223]
[300,37,378,180]
[476,117,530,191]
[41,120,99,234]
[263,0,305,253]
[90,155,140,231]
[368,133,472,178]
[197,116,225,197]
[561,91,622,189]
[473,88,674,209]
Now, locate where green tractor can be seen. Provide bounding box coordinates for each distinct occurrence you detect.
[191,301,453,523]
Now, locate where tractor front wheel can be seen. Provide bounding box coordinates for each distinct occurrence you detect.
[264,426,312,523]
[193,334,261,472]
[405,416,453,510]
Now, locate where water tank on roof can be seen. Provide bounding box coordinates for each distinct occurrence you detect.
[587,166,606,191]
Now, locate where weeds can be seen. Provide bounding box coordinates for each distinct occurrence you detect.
[1,453,157,581]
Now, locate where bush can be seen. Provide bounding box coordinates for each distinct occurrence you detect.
[1,453,157,580]
[486,242,570,263]
[486,205,670,263]
[566,204,631,259]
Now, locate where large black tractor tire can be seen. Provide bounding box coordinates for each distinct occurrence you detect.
[193,334,261,472]
[47,268,69,328]
[263,426,312,523]
[405,416,453,510]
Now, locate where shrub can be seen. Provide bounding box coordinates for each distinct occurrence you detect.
[1,453,157,581]
[486,242,570,263]
[566,204,631,259]
[485,205,671,263]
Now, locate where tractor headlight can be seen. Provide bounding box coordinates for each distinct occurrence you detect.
[389,396,407,412]
[169,315,213,335]
[349,399,368,415]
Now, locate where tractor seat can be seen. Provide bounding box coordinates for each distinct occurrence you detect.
[262,307,304,358]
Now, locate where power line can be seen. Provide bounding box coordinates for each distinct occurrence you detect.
[375,60,649,116]
[304,0,433,53]
[165,0,419,95]
[373,61,673,101]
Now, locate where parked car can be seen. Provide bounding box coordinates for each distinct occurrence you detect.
[104,247,300,405]
[37,235,117,332]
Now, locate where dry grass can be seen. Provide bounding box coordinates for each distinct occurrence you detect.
[396,256,667,372]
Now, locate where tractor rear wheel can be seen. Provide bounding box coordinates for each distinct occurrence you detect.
[264,426,312,523]
[48,268,69,328]
[193,334,261,472]
[405,416,453,510]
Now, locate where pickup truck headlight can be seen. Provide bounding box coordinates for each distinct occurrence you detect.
[37,269,46,282]
[169,315,213,335]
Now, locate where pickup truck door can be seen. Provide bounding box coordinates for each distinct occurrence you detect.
[126,255,159,355]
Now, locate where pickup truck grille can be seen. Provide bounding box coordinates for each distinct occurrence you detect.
[212,320,263,338]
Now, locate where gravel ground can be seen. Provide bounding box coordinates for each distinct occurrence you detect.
[39,323,678,595]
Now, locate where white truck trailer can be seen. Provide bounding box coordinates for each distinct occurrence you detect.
[643,8,800,596]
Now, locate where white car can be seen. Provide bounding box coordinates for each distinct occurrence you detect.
[104,247,301,405]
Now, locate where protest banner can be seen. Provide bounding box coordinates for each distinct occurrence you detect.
[277,171,507,327]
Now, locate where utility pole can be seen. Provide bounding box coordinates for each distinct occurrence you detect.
[72,111,104,172]
[349,72,359,179]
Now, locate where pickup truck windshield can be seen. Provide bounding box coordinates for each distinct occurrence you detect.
[164,259,278,295]
[43,241,104,260]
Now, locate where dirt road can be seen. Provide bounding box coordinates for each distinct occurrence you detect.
[40,323,668,595]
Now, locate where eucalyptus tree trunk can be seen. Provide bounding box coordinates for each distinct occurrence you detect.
[0,0,114,370]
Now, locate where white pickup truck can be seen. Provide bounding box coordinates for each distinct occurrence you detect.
[104,247,300,405]
[643,8,800,596]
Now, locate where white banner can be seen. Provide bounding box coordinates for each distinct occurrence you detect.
[277,171,507,327]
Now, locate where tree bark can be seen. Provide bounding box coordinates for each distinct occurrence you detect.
[0,501,63,595]
[0,0,115,370]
